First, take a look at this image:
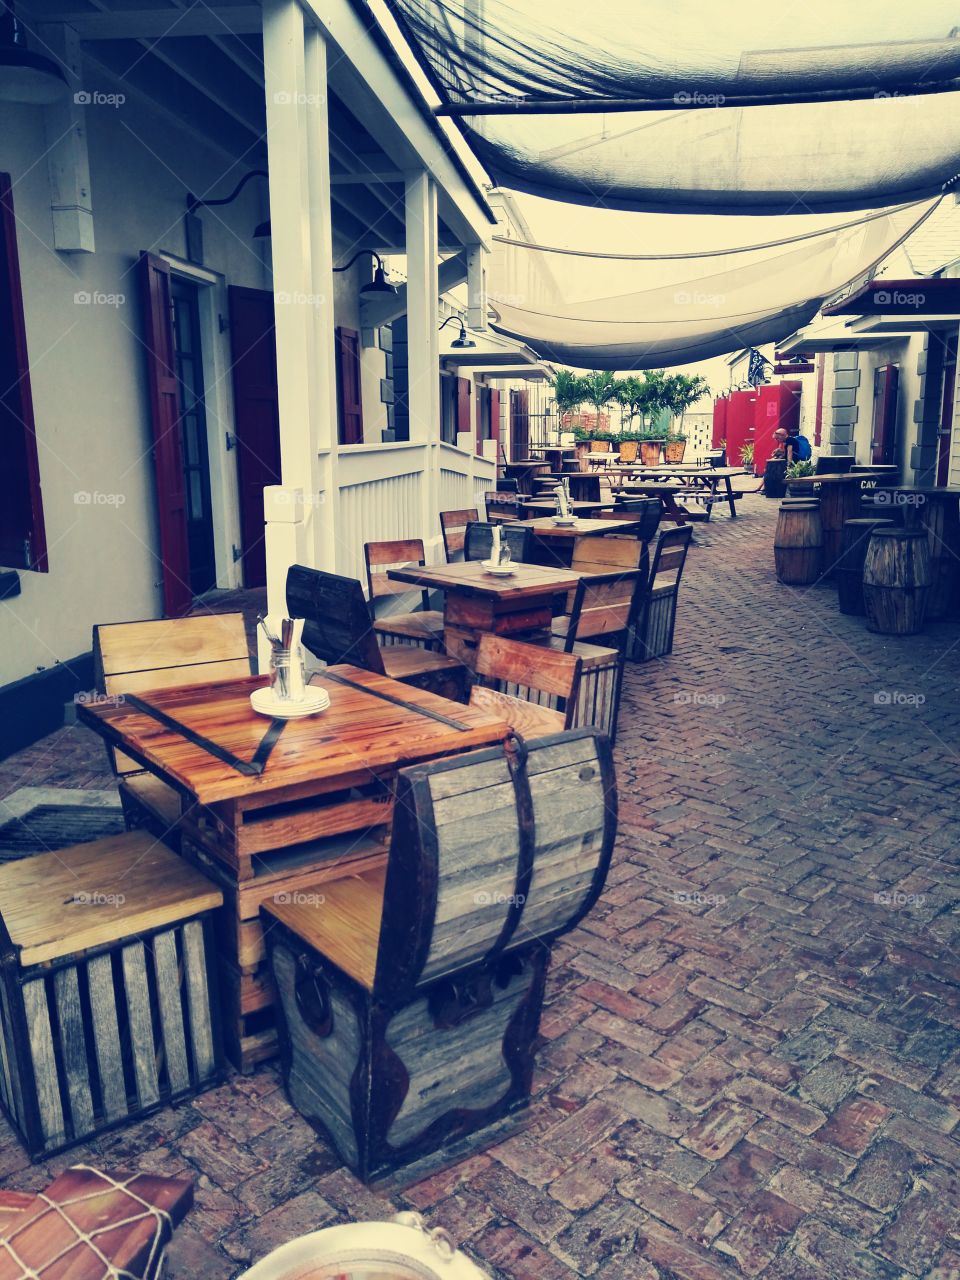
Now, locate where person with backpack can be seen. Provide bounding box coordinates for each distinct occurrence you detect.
[784,425,812,465]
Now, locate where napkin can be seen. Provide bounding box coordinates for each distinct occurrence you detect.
[491,523,502,563]
[555,484,570,519]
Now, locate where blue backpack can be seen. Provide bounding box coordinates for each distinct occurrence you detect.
[792,433,812,461]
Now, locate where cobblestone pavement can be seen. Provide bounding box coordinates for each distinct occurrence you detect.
[1,495,960,1279]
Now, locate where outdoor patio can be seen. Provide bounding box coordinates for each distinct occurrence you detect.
[1,495,957,1280]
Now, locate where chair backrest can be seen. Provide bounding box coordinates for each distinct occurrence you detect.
[469,635,582,735]
[495,477,520,493]
[649,525,693,592]
[464,521,533,564]
[564,567,649,649]
[364,539,429,611]
[606,496,662,542]
[485,491,524,522]
[373,728,617,999]
[94,614,252,776]
[571,534,646,577]
[286,564,385,675]
[439,508,479,560]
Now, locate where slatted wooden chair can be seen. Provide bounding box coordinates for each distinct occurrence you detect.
[485,490,525,523]
[440,508,479,560]
[262,727,616,1181]
[463,521,533,564]
[628,524,694,662]
[93,614,252,842]
[469,635,582,738]
[363,539,444,650]
[287,565,464,702]
[602,496,662,542]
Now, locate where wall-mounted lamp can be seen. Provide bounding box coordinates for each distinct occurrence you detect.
[186,170,269,241]
[0,0,67,103]
[334,249,396,296]
[439,316,476,349]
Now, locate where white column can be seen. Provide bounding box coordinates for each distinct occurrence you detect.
[41,24,94,252]
[467,244,487,332]
[405,171,442,559]
[259,0,322,666]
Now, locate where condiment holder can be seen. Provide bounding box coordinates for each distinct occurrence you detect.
[252,615,329,718]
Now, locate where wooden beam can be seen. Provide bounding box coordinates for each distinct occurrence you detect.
[40,24,94,252]
[48,5,263,37]
[359,250,466,334]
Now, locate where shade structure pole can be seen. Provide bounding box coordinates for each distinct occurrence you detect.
[405,170,442,560]
[259,0,325,667]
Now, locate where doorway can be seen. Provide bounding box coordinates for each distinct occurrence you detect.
[871,364,900,466]
[937,332,957,486]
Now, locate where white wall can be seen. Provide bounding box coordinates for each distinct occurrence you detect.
[0,61,267,687]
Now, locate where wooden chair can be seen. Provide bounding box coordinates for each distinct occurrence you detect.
[287,565,465,702]
[469,635,582,738]
[93,614,252,842]
[440,508,479,560]
[485,490,524,523]
[464,521,533,564]
[603,496,662,542]
[363,539,444,650]
[262,728,616,1181]
[628,525,694,662]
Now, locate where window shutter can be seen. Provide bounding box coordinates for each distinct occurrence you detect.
[457,376,471,441]
[489,388,501,454]
[336,326,364,444]
[139,252,192,617]
[0,174,47,571]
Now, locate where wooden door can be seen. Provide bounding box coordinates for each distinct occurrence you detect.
[140,252,192,617]
[335,327,363,444]
[937,333,957,486]
[510,388,529,460]
[871,364,900,466]
[228,286,281,588]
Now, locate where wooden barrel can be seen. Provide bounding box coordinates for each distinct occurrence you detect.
[819,480,863,576]
[774,500,823,585]
[835,518,893,615]
[862,528,932,635]
[763,458,787,498]
[919,494,960,621]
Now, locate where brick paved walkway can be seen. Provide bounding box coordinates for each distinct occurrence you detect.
[2,496,959,1279]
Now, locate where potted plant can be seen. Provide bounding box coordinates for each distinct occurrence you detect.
[618,431,641,463]
[637,428,664,466]
[740,441,755,474]
[662,373,710,462]
[552,370,586,432]
[664,430,688,464]
[785,458,815,495]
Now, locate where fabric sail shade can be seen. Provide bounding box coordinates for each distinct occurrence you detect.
[387,0,960,213]
[486,203,937,369]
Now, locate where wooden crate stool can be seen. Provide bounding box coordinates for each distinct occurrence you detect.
[440,508,479,560]
[0,832,222,1158]
[628,525,693,663]
[363,539,444,649]
[262,729,616,1182]
[93,614,252,845]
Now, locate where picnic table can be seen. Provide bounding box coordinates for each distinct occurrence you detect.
[77,665,508,1068]
[388,559,581,669]
[616,466,744,520]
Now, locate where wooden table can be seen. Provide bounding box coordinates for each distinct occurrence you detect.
[784,470,890,572]
[612,481,693,525]
[521,497,611,517]
[519,515,644,566]
[78,665,508,1070]
[388,560,582,668]
[503,459,550,494]
[618,466,744,519]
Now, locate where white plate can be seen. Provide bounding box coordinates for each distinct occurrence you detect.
[481,560,516,577]
[553,517,578,526]
[250,686,331,719]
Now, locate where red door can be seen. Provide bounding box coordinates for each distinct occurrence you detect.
[725,389,757,468]
[871,364,900,465]
[937,334,957,486]
[711,397,728,449]
[229,287,281,588]
[335,327,363,444]
[140,252,192,617]
[754,381,801,475]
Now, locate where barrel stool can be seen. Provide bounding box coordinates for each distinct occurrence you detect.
[0,833,222,1157]
[262,729,616,1182]
[835,518,894,615]
[917,492,960,620]
[818,480,863,575]
[863,527,932,635]
[774,500,823,585]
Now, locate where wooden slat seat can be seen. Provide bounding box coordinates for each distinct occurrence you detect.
[364,539,444,650]
[628,525,694,663]
[380,646,464,682]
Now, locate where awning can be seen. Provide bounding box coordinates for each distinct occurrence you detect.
[440,331,544,368]
[777,326,914,353]
[823,277,960,315]
[846,313,960,333]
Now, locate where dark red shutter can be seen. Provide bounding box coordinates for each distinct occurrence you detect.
[510,388,530,459]
[457,376,471,440]
[871,364,900,465]
[228,287,281,589]
[336,327,363,444]
[0,174,47,571]
[139,252,192,617]
[489,388,501,455]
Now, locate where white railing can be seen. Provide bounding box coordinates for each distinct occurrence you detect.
[336,443,427,584]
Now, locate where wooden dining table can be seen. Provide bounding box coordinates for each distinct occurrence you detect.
[518,515,645,566]
[388,559,582,668]
[77,665,508,1069]
[520,497,611,517]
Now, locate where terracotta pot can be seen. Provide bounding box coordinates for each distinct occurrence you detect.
[618,439,639,463]
[639,440,662,466]
[664,440,687,463]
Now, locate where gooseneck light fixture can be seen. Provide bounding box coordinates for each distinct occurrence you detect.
[0,0,68,103]
[333,249,397,296]
[438,315,476,348]
[185,170,270,240]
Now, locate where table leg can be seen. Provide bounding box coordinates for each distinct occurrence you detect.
[724,476,737,518]
[659,492,687,526]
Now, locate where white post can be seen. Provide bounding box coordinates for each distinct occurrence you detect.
[467,244,487,332]
[405,171,442,559]
[260,0,321,667]
[41,24,94,253]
